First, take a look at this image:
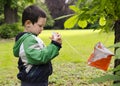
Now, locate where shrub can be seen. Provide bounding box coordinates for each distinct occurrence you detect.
[0,14,4,25]
[0,23,23,39]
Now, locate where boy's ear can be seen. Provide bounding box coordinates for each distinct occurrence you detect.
[24,20,32,27]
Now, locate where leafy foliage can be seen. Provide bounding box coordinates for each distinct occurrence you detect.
[90,74,120,83]
[0,23,23,38]
[64,0,119,31]
[90,65,120,86]
[0,0,35,24]
[110,42,120,59]
[78,20,87,28]
[64,15,78,29]
[0,0,35,9]
[0,0,55,29]
[64,0,120,85]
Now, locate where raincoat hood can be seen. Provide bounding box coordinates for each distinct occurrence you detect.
[13,33,31,57]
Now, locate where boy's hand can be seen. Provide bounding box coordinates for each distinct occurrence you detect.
[50,32,62,44]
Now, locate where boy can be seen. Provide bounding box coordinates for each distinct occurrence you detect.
[13,5,62,86]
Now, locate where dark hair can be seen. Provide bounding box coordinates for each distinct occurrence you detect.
[22,5,46,26]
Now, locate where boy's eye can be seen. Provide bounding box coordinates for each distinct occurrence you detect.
[37,23,44,28]
[38,24,42,28]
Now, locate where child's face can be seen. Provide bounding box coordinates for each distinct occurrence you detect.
[25,17,46,35]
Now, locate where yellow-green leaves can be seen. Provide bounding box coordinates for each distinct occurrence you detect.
[64,15,78,29]
[115,48,120,59]
[78,20,87,28]
[99,16,106,26]
[64,15,88,29]
[69,5,80,13]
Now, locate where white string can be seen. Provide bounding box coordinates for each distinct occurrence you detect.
[63,33,110,59]
[103,33,111,45]
[63,38,85,60]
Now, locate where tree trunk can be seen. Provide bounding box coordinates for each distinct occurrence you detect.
[4,3,18,24]
[45,0,74,29]
[114,20,120,83]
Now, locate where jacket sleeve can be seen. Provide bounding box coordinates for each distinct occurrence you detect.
[23,36,61,65]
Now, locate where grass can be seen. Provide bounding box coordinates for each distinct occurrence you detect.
[0,30,114,86]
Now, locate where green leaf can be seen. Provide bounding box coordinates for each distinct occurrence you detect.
[115,48,120,59]
[114,42,120,48]
[100,0,107,10]
[64,15,78,29]
[112,65,120,72]
[78,20,87,28]
[113,83,120,86]
[69,5,80,13]
[115,71,120,76]
[99,16,106,26]
[90,74,120,83]
[108,42,120,48]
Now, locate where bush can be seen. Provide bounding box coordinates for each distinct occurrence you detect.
[0,14,4,25]
[0,23,23,39]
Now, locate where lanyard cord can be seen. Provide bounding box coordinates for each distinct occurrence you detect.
[64,39,81,56]
[102,32,111,48]
[63,32,111,59]
[63,38,85,61]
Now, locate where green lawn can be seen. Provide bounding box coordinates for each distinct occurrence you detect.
[0,30,114,86]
